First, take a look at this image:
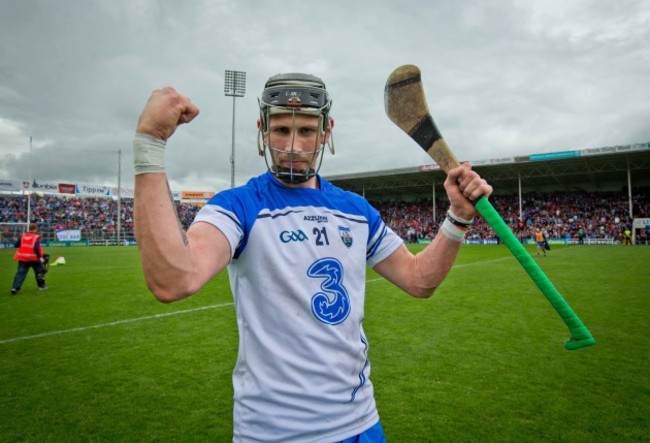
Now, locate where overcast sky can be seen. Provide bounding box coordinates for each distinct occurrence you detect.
[1,0,649,193]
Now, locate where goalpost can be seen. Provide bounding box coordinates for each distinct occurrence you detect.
[0,222,29,246]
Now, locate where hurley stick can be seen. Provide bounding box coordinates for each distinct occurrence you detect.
[385,64,595,350]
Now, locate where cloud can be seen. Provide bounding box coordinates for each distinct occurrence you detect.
[1,0,648,191]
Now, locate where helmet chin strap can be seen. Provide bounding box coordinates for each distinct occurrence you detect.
[265,139,326,185]
[270,165,316,185]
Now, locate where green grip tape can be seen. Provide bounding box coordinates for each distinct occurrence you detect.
[473,196,595,350]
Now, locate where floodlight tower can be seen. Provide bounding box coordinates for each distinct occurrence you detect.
[224,70,247,188]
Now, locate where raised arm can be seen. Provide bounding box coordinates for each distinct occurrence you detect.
[133,87,230,303]
[374,162,492,298]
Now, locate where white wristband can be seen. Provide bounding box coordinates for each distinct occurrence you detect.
[133,133,166,175]
[440,218,467,243]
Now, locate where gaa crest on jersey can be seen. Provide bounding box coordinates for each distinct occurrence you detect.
[338,226,353,248]
[279,230,308,243]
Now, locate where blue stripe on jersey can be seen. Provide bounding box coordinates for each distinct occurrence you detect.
[257,209,306,219]
[216,208,243,230]
[329,212,369,225]
[348,327,369,403]
[367,225,388,260]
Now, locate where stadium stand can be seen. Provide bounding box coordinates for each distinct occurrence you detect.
[371,188,649,243]
[0,194,199,244]
[2,145,649,245]
[1,188,648,245]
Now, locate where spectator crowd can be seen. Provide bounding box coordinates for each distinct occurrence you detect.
[372,188,649,243]
[1,187,648,244]
[0,194,198,242]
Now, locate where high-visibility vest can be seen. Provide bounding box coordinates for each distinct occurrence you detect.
[14,233,43,262]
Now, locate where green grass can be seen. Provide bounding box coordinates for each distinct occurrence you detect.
[1,245,648,442]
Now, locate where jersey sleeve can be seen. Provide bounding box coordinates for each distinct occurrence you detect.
[192,193,246,261]
[364,203,403,268]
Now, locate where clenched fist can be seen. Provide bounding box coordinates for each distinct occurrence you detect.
[136,87,200,141]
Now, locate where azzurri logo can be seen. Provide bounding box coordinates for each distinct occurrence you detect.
[304,215,328,223]
[279,230,308,243]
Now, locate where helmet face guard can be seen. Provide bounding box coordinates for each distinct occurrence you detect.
[258,73,334,185]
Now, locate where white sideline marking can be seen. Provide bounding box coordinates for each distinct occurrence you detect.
[454,256,513,267]
[0,302,234,345]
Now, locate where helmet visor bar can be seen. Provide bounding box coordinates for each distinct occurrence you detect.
[261,85,330,111]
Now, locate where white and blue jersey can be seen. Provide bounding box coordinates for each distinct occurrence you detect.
[193,172,403,442]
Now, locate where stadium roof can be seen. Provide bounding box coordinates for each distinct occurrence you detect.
[326,144,650,201]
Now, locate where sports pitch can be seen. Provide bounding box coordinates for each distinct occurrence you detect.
[1,244,648,442]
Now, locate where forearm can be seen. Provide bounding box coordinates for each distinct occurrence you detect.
[410,232,463,297]
[134,173,199,302]
[376,213,470,298]
[411,210,475,295]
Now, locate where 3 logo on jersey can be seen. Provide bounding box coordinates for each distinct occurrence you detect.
[308,257,351,325]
